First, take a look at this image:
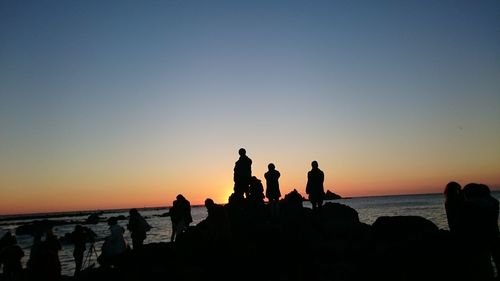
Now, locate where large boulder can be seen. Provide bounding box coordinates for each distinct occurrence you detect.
[321,202,359,227]
[371,216,438,243]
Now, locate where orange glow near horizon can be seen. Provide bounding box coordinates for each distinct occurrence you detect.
[0,117,500,215]
[2,169,499,215]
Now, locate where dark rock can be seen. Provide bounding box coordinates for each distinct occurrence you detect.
[371,215,438,242]
[85,213,101,224]
[15,220,56,236]
[324,190,342,200]
[321,202,359,226]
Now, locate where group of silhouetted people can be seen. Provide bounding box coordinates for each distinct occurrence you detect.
[444,181,500,280]
[0,232,24,281]
[1,147,403,281]
[232,148,326,211]
[0,227,63,281]
[4,147,500,281]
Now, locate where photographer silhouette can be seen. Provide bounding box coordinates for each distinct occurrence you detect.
[70,225,97,276]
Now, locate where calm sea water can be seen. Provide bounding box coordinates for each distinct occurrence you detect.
[1,192,499,276]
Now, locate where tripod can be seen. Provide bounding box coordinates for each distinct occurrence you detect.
[82,242,99,270]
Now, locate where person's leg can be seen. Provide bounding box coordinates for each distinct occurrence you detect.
[171,222,177,242]
[74,251,83,275]
[177,220,187,236]
[132,237,138,250]
[318,199,323,211]
[311,198,317,211]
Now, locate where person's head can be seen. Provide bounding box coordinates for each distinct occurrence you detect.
[129,208,139,216]
[1,231,16,246]
[268,163,275,171]
[311,161,318,169]
[75,224,83,232]
[1,231,13,241]
[45,227,55,236]
[444,181,461,198]
[205,198,215,209]
[239,148,246,156]
[477,184,491,196]
[176,194,185,201]
[107,217,118,226]
[463,183,481,199]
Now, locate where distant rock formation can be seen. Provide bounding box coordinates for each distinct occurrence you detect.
[324,190,342,200]
[86,213,101,224]
[15,220,56,236]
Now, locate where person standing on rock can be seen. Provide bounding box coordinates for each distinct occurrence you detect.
[265,163,281,218]
[306,160,325,211]
[233,148,252,199]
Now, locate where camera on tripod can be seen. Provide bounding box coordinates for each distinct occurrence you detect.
[83,226,97,243]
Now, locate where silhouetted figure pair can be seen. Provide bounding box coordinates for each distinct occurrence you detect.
[233,148,252,199]
[265,163,281,218]
[25,228,62,280]
[306,160,325,211]
[127,208,151,250]
[444,182,500,280]
[0,231,24,281]
[169,194,193,242]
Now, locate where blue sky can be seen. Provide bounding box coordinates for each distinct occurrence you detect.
[1,0,499,213]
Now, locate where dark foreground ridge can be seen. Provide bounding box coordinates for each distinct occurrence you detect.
[26,189,494,281]
[0,190,497,281]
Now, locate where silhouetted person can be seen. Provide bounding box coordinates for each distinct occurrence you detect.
[233,148,252,199]
[249,176,265,203]
[98,217,127,268]
[127,208,151,250]
[44,228,62,280]
[0,232,24,281]
[70,225,87,276]
[459,183,499,280]
[169,194,193,242]
[265,163,281,218]
[199,198,231,242]
[477,184,500,279]
[306,160,325,211]
[26,232,43,278]
[443,181,463,233]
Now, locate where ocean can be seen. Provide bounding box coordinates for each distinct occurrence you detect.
[1,191,499,276]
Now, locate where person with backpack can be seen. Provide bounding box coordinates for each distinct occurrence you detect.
[169,194,193,242]
[127,208,151,250]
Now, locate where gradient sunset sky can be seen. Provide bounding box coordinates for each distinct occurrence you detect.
[1,0,499,214]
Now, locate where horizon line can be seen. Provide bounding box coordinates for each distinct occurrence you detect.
[3,188,500,218]
[0,190,468,218]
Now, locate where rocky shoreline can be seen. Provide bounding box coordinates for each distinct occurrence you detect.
[1,192,493,281]
[73,197,477,281]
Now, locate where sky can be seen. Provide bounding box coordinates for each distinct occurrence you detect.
[1,0,499,215]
